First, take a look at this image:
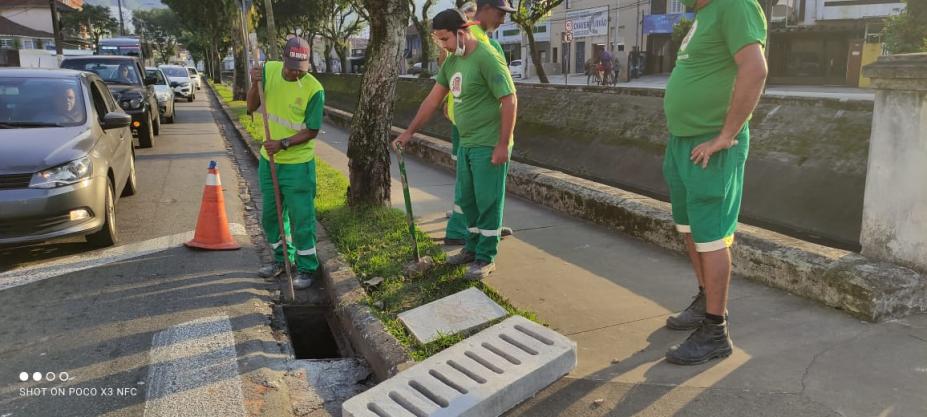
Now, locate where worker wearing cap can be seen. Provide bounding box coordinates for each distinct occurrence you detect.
[395,8,517,280]
[443,0,515,246]
[247,37,325,289]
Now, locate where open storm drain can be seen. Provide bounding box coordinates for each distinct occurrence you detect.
[283,306,343,359]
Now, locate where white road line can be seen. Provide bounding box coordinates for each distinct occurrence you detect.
[0,223,246,291]
[143,314,246,417]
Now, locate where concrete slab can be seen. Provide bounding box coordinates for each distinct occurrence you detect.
[342,315,577,417]
[399,287,508,344]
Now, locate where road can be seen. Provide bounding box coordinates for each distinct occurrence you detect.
[0,93,297,417]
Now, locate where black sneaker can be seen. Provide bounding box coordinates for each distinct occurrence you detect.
[666,289,706,330]
[292,271,314,290]
[665,319,733,365]
[257,263,283,278]
[465,260,496,280]
[446,250,475,265]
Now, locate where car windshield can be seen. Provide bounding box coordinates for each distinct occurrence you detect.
[0,77,86,128]
[61,59,141,85]
[145,69,167,85]
[161,67,188,78]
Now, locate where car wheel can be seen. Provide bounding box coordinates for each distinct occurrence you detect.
[87,178,117,247]
[166,110,175,124]
[121,151,137,197]
[153,111,161,136]
[187,94,194,103]
[138,114,154,148]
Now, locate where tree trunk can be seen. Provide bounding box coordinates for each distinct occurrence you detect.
[324,42,334,73]
[416,24,431,78]
[347,0,408,207]
[336,43,349,74]
[523,24,548,83]
[232,25,248,100]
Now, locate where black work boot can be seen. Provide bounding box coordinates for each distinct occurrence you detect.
[665,319,733,365]
[666,289,706,330]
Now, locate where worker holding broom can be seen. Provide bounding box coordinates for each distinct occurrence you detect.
[394,8,517,280]
[247,37,324,290]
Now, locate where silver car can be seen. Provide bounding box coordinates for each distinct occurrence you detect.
[145,67,175,123]
[186,66,202,90]
[0,69,136,247]
[159,65,194,102]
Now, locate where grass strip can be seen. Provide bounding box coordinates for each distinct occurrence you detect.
[212,81,537,360]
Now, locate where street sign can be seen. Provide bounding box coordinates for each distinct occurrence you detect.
[562,32,573,43]
[565,20,574,34]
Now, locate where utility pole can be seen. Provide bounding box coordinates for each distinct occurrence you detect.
[262,0,277,60]
[117,0,126,36]
[48,0,64,63]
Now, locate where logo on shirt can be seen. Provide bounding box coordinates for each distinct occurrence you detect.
[450,72,463,98]
[679,19,698,57]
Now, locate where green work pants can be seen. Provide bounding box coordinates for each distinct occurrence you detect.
[259,157,318,273]
[457,146,509,262]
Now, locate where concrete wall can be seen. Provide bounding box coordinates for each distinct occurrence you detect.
[315,74,873,247]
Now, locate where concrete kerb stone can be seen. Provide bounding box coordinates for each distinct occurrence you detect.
[324,105,927,322]
[208,84,414,381]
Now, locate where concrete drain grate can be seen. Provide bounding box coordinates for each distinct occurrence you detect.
[343,315,576,417]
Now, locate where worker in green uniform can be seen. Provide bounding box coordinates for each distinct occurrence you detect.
[443,0,515,246]
[247,37,326,290]
[661,0,767,365]
[395,8,517,280]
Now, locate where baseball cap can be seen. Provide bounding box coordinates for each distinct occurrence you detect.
[283,37,311,71]
[477,0,516,13]
[432,8,477,32]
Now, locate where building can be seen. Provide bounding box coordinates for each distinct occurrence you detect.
[547,0,651,79]
[765,0,906,86]
[0,0,86,51]
[641,0,692,74]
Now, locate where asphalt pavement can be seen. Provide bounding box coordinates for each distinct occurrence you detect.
[0,93,298,417]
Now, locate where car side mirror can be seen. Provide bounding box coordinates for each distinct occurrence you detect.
[145,76,158,86]
[101,112,132,130]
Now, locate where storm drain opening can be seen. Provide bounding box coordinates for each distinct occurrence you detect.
[283,306,343,359]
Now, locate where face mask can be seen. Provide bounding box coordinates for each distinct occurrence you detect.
[454,30,466,56]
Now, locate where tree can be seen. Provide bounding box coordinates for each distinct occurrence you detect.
[163,0,241,95]
[672,17,693,44]
[319,0,366,73]
[510,0,564,83]
[882,0,927,54]
[408,0,436,77]
[60,4,118,53]
[254,0,326,60]
[346,0,408,206]
[133,9,181,64]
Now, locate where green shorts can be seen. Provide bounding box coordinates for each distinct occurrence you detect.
[662,126,750,252]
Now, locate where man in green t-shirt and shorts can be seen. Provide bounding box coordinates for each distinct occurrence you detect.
[661,0,767,365]
[394,8,517,280]
[443,0,515,246]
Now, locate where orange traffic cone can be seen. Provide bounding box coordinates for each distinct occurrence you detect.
[185,161,240,250]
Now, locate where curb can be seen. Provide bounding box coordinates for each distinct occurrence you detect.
[325,106,926,322]
[207,84,414,381]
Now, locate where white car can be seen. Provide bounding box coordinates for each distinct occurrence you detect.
[186,66,202,90]
[508,59,524,78]
[159,65,194,102]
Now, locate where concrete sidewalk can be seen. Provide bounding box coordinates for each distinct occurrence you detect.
[314,121,925,417]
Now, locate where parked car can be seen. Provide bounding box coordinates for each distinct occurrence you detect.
[508,59,524,79]
[186,66,202,90]
[159,65,195,102]
[408,62,422,75]
[145,67,175,124]
[0,68,136,248]
[60,55,160,148]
